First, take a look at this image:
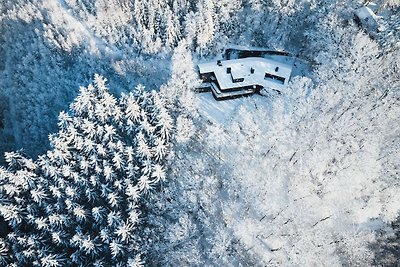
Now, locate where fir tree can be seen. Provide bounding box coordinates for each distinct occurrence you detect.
[0,75,172,266]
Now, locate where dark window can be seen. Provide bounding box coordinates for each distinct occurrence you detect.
[265,73,285,84]
[230,72,244,83]
[233,78,244,83]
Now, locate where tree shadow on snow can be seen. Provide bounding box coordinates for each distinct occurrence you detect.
[0,13,171,163]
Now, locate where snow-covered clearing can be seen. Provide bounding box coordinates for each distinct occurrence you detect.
[197,93,251,125]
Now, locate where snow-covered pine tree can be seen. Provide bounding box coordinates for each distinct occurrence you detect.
[0,74,172,266]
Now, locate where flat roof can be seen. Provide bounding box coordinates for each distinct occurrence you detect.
[198,57,292,91]
[355,6,376,20]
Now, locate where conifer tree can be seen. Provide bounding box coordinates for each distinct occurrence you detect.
[0,75,172,266]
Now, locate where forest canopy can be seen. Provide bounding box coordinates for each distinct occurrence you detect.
[0,0,399,266]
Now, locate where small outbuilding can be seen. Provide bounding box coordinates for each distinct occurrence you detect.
[354,6,380,31]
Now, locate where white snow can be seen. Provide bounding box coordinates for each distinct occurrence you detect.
[196,92,265,125]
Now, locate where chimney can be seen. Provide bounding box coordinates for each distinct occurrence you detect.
[275,67,279,72]
[250,67,255,74]
[227,67,231,73]
[217,60,222,66]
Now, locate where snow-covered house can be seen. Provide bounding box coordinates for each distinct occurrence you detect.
[354,6,380,31]
[197,57,292,100]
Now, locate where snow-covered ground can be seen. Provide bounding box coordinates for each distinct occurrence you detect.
[197,93,249,125]
[194,69,400,265]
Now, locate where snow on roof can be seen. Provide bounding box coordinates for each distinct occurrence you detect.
[355,6,377,21]
[198,57,292,91]
[355,6,380,30]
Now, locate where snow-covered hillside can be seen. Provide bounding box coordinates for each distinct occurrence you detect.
[0,0,399,266]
